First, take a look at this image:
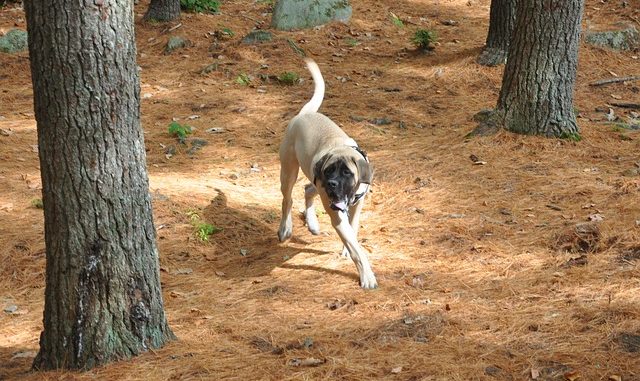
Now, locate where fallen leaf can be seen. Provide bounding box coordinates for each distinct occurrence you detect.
[531,367,540,379]
[608,375,622,381]
[391,366,403,374]
[564,370,580,381]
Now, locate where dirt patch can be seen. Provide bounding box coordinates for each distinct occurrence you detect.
[2,0,640,380]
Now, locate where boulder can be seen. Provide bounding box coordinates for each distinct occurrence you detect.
[271,0,351,31]
[0,29,28,53]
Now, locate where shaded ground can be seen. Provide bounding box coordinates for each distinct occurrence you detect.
[1,0,640,380]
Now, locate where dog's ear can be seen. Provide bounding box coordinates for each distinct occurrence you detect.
[313,153,331,185]
[356,159,373,184]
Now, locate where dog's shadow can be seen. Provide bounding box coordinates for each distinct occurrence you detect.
[197,189,358,283]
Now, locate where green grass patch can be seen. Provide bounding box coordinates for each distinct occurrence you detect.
[277,71,299,85]
[181,0,219,14]
[236,73,252,86]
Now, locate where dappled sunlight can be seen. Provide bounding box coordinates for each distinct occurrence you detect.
[2,0,640,379]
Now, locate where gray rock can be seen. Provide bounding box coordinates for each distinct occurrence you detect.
[3,304,18,313]
[165,36,190,54]
[585,25,639,51]
[271,0,352,31]
[369,117,392,125]
[187,138,208,155]
[241,30,272,44]
[0,29,28,54]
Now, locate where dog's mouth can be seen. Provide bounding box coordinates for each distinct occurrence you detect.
[330,200,348,212]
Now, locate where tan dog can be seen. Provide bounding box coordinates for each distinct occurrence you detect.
[278,58,377,289]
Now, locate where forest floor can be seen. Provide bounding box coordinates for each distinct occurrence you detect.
[2,0,640,380]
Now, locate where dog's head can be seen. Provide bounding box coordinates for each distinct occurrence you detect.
[313,149,373,212]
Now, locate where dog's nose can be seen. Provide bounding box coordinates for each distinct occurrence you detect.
[327,180,338,189]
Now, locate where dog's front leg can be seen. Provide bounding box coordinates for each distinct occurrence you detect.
[318,192,376,288]
[341,196,365,258]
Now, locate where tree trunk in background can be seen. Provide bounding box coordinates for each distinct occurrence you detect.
[25,0,175,371]
[477,0,516,66]
[144,0,181,22]
[495,0,584,137]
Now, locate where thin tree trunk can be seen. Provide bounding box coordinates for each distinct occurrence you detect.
[144,0,181,22]
[477,0,516,66]
[495,0,584,137]
[25,0,175,371]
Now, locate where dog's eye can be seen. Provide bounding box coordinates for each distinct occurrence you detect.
[342,169,352,176]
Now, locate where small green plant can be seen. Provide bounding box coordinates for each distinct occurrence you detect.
[168,121,192,143]
[187,210,223,242]
[278,71,299,85]
[31,198,44,209]
[180,0,219,14]
[195,222,223,242]
[236,73,252,86]
[390,12,404,28]
[412,29,437,50]
[345,38,360,47]
[221,27,235,37]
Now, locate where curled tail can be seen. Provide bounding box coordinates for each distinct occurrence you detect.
[298,58,325,115]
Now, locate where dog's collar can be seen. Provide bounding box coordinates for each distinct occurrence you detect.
[351,145,369,163]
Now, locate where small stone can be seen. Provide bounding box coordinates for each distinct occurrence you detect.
[368,117,392,125]
[241,30,272,44]
[240,248,249,256]
[440,19,458,26]
[165,36,190,54]
[3,305,18,314]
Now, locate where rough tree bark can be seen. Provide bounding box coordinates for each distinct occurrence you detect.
[25,0,175,371]
[477,0,516,66]
[496,0,584,137]
[474,0,584,138]
[144,0,181,22]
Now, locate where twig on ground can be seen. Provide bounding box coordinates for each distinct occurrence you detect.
[589,76,640,87]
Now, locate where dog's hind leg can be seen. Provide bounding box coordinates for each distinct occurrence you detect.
[304,183,320,235]
[278,159,299,242]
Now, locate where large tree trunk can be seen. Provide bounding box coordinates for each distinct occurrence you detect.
[495,0,584,137]
[25,0,175,371]
[144,0,181,22]
[477,0,516,66]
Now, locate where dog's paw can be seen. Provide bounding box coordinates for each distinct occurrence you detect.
[305,211,320,235]
[360,272,378,289]
[277,224,292,242]
[340,246,349,258]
